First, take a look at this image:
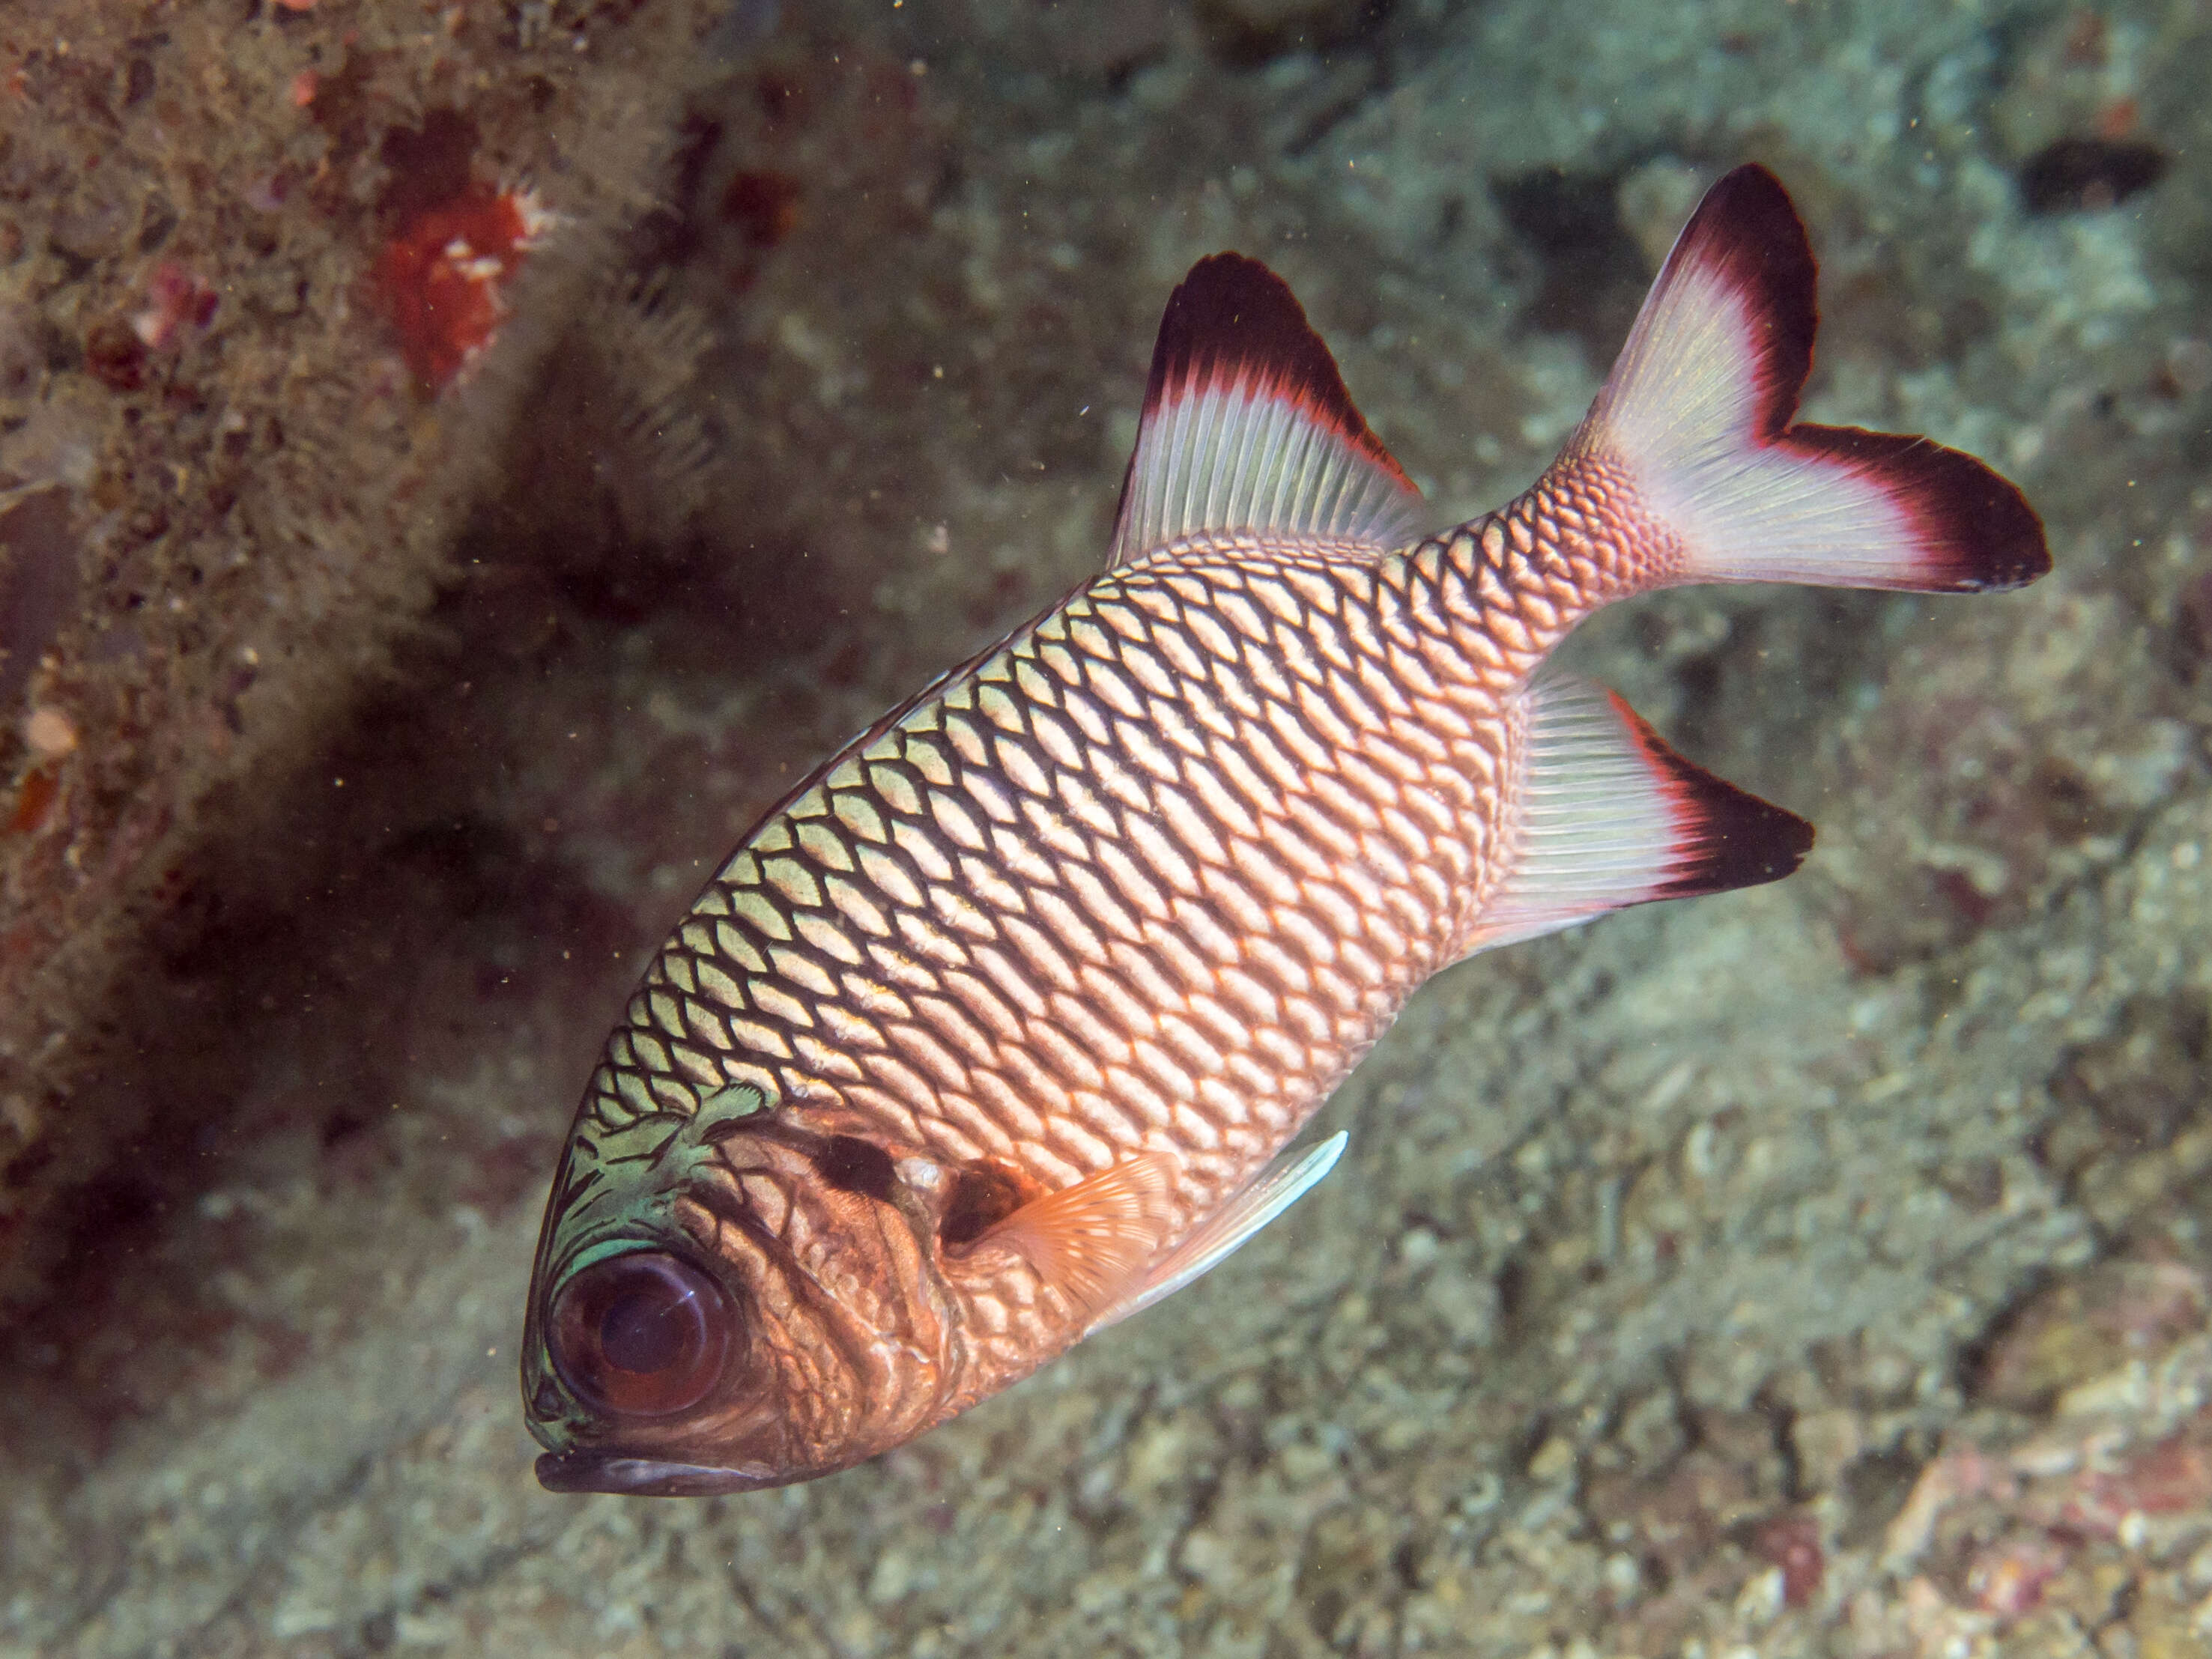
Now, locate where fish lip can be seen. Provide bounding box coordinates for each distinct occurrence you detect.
[535,1450,787,1496]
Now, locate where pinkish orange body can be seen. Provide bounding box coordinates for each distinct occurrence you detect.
[521,167,2046,1496]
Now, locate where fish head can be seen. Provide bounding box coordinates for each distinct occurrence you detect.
[521,1079,955,1495]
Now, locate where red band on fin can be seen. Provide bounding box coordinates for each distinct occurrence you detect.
[1577,164,2050,597]
[1110,255,1423,564]
[1472,673,1813,954]
[1141,255,1413,492]
[1773,424,2052,593]
[1605,691,1815,898]
[1652,163,1817,442]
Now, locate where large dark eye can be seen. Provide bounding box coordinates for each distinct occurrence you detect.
[548,1250,733,1419]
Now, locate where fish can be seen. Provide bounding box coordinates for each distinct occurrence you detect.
[521,165,2048,1496]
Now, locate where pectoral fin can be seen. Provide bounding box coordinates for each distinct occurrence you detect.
[982,1152,1178,1317]
[1085,1131,1348,1335]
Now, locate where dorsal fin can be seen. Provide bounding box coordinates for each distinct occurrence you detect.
[1109,254,1425,567]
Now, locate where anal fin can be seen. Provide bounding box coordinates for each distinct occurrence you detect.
[982,1152,1178,1318]
[1470,672,1813,953]
[1086,1132,1348,1336]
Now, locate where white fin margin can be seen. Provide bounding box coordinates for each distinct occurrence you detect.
[1085,1131,1348,1335]
[1468,670,1810,956]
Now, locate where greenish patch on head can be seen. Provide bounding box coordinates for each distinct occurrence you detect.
[522,1079,775,1446]
[551,1081,772,1264]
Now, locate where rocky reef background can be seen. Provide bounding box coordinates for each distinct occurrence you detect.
[2,0,2210,1655]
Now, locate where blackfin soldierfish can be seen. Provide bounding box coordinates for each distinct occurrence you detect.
[521,166,2048,1495]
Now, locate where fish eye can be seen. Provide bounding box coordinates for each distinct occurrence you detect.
[547,1250,733,1419]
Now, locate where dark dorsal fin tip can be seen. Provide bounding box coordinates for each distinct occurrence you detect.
[1110,253,1424,564]
[1146,254,1414,491]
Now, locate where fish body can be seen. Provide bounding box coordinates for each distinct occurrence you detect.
[522,166,2046,1495]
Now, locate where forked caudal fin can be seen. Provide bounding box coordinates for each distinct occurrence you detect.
[1566,164,2049,595]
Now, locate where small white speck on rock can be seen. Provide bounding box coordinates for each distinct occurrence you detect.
[23,706,76,757]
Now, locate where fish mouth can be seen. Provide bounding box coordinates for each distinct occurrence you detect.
[534,1451,785,1496]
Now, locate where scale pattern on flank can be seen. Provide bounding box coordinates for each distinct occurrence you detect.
[522,166,2048,1497]
[587,535,1533,1205]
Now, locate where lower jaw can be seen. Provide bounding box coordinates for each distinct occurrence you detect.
[533,1451,786,1496]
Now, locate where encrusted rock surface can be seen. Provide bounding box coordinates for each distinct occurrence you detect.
[0,0,720,1308]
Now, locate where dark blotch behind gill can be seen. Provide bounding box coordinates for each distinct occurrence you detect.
[813,1135,897,1203]
[938,1163,1025,1249]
